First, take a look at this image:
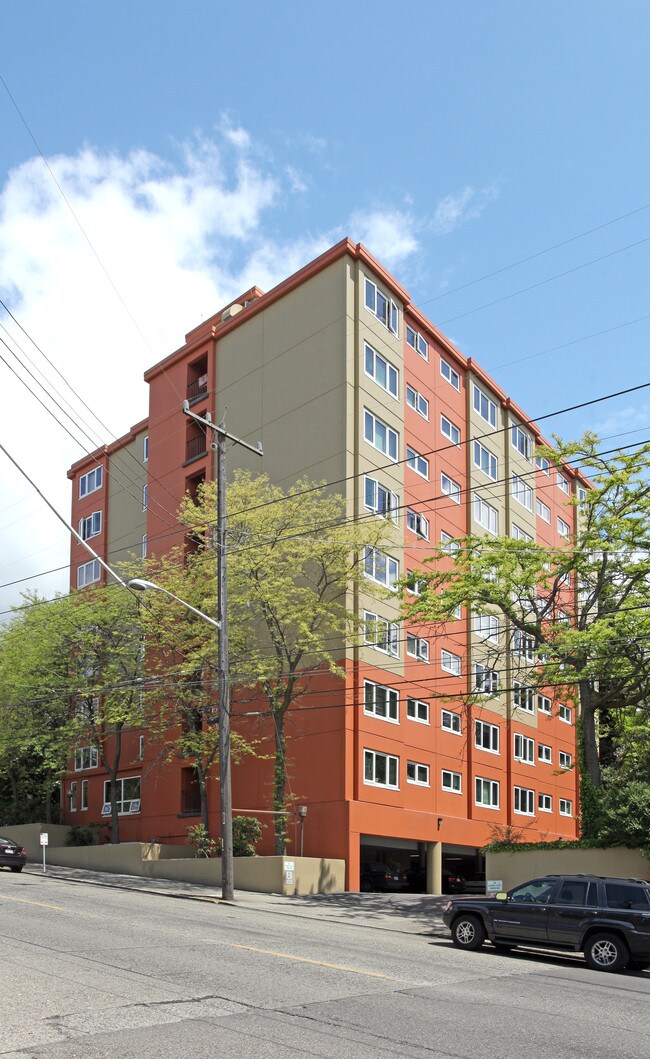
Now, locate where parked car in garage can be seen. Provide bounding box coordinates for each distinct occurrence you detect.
[360,861,409,893]
[0,837,27,873]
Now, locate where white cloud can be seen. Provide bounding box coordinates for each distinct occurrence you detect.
[432,183,499,235]
[0,129,420,616]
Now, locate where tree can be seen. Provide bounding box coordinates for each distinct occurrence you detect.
[403,434,650,837]
[148,470,390,854]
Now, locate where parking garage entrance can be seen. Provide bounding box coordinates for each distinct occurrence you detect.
[360,836,485,894]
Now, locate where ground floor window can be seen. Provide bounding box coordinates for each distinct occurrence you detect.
[103,776,141,815]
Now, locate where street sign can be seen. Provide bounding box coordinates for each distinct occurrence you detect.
[40,833,48,846]
[487,879,503,894]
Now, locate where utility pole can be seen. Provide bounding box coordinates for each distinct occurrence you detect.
[182,401,263,901]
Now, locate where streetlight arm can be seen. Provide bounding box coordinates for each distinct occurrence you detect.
[127,579,221,629]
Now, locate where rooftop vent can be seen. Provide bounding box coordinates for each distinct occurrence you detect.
[221,303,243,322]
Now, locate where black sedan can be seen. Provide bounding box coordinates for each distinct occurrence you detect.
[0,837,26,873]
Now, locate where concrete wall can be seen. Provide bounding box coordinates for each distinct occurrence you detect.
[487,846,650,891]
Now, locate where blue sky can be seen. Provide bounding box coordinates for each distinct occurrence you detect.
[1,1,649,612]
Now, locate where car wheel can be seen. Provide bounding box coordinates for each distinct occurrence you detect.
[451,914,486,951]
[10,866,23,873]
[583,932,629,972]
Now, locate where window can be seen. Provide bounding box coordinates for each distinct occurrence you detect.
[81,779,89,811]
[142,484,149,511]
[441,709,462,734]
[77,559,100,589]
[557,472,570,495]
[79,466,103,498]
[475,777,500,808]
[142,534,147,559]
[475,719,499,753]
[364,611,399,657]
[557,517,571,539]
[407,697,429,723]
[364,680,399,723]
[143,435,149,462]
[513,631,535,660]
[559,751,573,769]
[514,786,535,815]
[138,735,144,760]
[441,473,461,504]
[441,649,461,676]
[79,511,101,540]
[559,798,573,817]
[474,496,498,534]
[405,572,427,595]
[364,476,399,522]
[74,747,98,771]
[538,743,552,763]
[103,776,141,815]
[559,703,572,724]
[407,761,429,786]
[69,782,77,812]
[511,524,532,542]
[364,278,399,334]
[605,882,650,911]
[406,508,429,539]
[511,425,533,461]
[364,749,399,788]
[406,634,429,662]
[536,498,551,522]
[512,474,533,511]
[441,415,461,446]
[406,383,429,419]
[473,440,497,480]
[475,664,499,695]
[473,385,497,427]
[442,770,462,793]
[538,792,552,812]
[514,733,535,764]
[407,446,429,479]
[440,531,460,553]
[364,410,398,460]
[440,357,460,391]
[538,694,552,714]
[514,682,535,713]
[365,342,398,398]
[536,456,550,475]
[364,547,399,589]
[474,614,499,642]
[406,324,429,360]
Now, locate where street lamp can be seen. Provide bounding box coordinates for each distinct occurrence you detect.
[127,577,232,898]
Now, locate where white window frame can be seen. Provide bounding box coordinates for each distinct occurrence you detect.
[364,679,399,724]
[142,534,147,558]
[440,357,460,391]
[557,472,570,495]
[475,718,500,754]
[512,474,533,511]
[474,614,500,643]
[536,498,551,523]
[364,409,398,460]
[405,572,427,595]
[364,748,399,789]
[363,547,399,589]
[407,446,429,480]
[74,746,98,771]
[559,751,573,769]
[406,324,428,360]
[511,523,532,542]
[364,341,399,399]
[406,761,430,786]
[364,476,399,523]
[406,633,429,663]
[441,649,461,676]
[559,703,573,724]
[440,415,461,446]
[559,798,573,817]
[513,631,535,661]
[79,465,103,498]
[80,779,89,811]
[514,733,535,764]
[475,664,499,695]
[103,776,141,815]
[475,777,500,809]
[77,559,100,589]
[143,435,149,462]
[142,484,148,511]
[474,495,498,534]
[440,531,460,553]
[406,697,429,724]
[364,277,399,335]
[364,611,399,657]
[79,511,102,541]
[538,792,552,812]
[538,743,552,763]
[442,769,462,793]
[473,384,497,428]
[473,440,497,481]
[406,508,429,540]
[441,472,461,504]
[406,383,429,419]
[537,694,552,714]
[558,516,571,539]
[441,709,462,735]
[536,456,550,475]
[513,682,535,713]
[514,785,535,815]
[511,425,533,461]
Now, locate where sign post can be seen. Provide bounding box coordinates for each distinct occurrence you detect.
[40,832,48,874]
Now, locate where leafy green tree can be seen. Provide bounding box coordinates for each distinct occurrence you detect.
[403,434,650,836]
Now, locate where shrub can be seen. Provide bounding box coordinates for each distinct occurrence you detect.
[232,816,263,857]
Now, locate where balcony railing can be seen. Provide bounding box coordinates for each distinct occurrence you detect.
[187,376,208,403]
[186,435,208,462]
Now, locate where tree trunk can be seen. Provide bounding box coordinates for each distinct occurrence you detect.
[579,683,601,787]
[273,708,287,855]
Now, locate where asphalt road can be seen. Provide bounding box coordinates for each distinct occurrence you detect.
[2,869,649,1058]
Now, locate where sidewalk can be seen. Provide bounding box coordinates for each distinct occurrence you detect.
[22,864,448,936]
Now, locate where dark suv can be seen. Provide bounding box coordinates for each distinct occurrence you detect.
[442,874,650,972]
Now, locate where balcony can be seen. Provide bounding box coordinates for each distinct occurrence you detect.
[185,434,208,463]
[187,374,208,404]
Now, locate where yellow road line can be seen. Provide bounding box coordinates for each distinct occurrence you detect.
[0,894,64,911]
[232,943,394,979]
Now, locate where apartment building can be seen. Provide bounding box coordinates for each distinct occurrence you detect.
[66,238,581,890]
